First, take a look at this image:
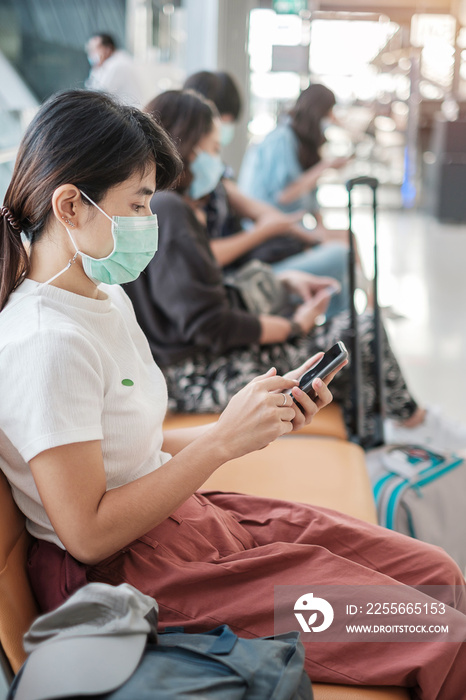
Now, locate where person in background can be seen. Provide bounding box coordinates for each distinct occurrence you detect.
[183,71,349,318]
[237,81,371,303]
[85,32,144,107]
[127,89,466,452]
[184,71,241,150]
[238,82,348,217]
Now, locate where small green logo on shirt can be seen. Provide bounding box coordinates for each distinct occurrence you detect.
[121,378,134,386]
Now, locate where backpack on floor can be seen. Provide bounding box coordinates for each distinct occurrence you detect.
[366,444,466,571]
[116,625,313,700]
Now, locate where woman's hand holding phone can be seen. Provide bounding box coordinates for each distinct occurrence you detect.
[283,344,349,430]
[215,343,348,460]
[215,369,300,459]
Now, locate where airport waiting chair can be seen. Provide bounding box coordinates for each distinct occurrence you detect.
[163,402,348,440]
[0,464,38,674]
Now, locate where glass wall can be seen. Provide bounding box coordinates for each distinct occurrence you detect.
[0,0,126,100]
[0,0,126,198]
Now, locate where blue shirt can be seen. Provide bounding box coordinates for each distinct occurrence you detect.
[238,123,317,214]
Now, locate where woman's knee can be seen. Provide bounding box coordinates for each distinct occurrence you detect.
[430,545,465,587]
[407,537,466,598]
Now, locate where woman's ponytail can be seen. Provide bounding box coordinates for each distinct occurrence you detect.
[0,206,28,311]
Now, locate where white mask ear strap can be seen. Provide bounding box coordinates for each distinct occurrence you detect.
[45,225,80,286]
[80,190,114,224]
[7,226,81,312]
[23,227,80,293]
[43,251,79,286]
[65,226,79,253]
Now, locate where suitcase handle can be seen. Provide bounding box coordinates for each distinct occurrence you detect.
[346,174,384,447]
[346,176,379,191]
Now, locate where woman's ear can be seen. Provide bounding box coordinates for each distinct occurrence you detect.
[51,185,83,229]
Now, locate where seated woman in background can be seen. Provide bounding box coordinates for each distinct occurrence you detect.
[126,88,466,452]
[236,82,375,296]
[1,89,466,700]
[238,82,348,217]
[182,71,350,317]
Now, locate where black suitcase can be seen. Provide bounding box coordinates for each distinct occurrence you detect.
[346,176,384,448]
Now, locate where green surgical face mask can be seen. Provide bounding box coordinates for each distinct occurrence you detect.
[64,191,159,285]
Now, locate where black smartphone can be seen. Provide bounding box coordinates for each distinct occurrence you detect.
[292,341,348,408]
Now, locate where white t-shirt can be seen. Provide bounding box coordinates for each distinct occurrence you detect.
[85,50,144,107]
[0,279,171,548]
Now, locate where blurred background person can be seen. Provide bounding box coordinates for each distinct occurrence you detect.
[85,32,143,107]
[183,70,350,317]
[238,83,349,218]
[184,70,242,150]
[239,83,370,302]
[124,89,466,451]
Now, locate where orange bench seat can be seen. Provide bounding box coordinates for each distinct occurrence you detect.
[163,402,348,440]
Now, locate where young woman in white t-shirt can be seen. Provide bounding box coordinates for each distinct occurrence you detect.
[1,90,466,698]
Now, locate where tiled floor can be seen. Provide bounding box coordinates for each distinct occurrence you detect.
[322,198,466,426]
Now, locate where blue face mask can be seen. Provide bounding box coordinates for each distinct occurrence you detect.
[220,122,235,147]
[64,191,159,285]
[87,52,100,67]
[189,150,224,200]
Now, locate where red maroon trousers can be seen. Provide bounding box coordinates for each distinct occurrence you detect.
[28,492,466,700]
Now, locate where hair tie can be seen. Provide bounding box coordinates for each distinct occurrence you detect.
[0,206,22,233]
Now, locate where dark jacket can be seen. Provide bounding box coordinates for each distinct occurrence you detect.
[124,191,261,367]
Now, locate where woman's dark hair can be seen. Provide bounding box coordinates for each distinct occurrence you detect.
[91,33,117,50]
[183,71,242,120]
[145,89,217,193]
[0,89,182,311]
[290,83,336,170]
